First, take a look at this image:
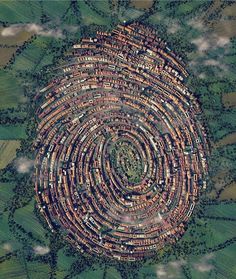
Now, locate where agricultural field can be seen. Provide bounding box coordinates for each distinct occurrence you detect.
[0,70,26,109]
[0,140,20,169]
[222,92,236,108]
[0,0,235,279]
[220,181,236,201]
[0,125,26,140]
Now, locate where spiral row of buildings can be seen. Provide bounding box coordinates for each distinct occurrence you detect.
[34,23,209,260]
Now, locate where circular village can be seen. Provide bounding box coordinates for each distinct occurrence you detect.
[34,23,209,261]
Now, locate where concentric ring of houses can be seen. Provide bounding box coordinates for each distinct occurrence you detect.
[34,23,209,261]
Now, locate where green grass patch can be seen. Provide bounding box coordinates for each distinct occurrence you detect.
[206,219,236,247]
[12,36,53,72]
[176,2,202,15]
[0,258,27,279]
[77,0,111,25]
[188,244,236,279]
[0,182,15,213]
[90,0,111,14]
[42,0,70,20]
[14,200,49,243]
[204,203,236,219]
[0,140,20,169]
[106,267,121,279]
[211,243,236,278]
[0,70,25,109]
[57,247,76,272]
[27,261,51,279]
[0,1,41,23]
[0,125,26,140]
[0,212,22,252]
[0,212,12,241]
[75,265,104,279]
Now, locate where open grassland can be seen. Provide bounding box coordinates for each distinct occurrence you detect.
[12,36,53,72]
[210,2,236,38]
[222,92,236,108]
[0,182,15,213]
[78,267,104,279]
[211,243,236,278]
[26,262,51,279]
[215,132,236,148]
[41,0,70,20]
[175,1,204,16]
[0,70,25,109]
[0,125,26,140]
[130,0,153,10]
[90,0,111,13]
[56,248,76,279]
[0,47,16,67]
[204,202,236,218]
[205,218,236,247]
[0,246,51,278]
[0,28,33,46]
[0,258,27,279]
[0,1,41,23]
[0,212,18,244]
[73,266,121,279]
[0,140,20,169]
[78,0,112,25]
[220,181,236,200]
[0,28,34,67]
[188,244,236,279]
[0,257,50,279]
[14,200,49,243]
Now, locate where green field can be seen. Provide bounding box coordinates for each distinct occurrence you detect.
[14,200,49,243]
[0,182,15,212]
[0,70,25,109]
[0,125,26,140]
[0,140,20,169]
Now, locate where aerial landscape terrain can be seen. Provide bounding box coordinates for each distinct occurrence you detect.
[0,1,236,279]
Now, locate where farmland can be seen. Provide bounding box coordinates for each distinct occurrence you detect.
[0,140,20,169]
[0,125,26,140]
[0,0,236,278]
[0,70,25,109]
[222,92,236,108]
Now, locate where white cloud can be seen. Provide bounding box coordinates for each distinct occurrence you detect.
[191,33,230,54]
[156,260,186,278]
[189,32,230,78]
[33,245,50,255]
[169,259,186,269]
[2,242,12,252]
[204,59,228,71]
[191,37,210,53]
[1,23,64,39]
[64,25,79,33]
[204,59,220,66]
[188,18,206,31]
[1,25,21,36]
[167,23,181,34]
[199,73,206,79]
[194,262,214,272]
[15,157,34,174]
[156,264,167,278]
[217,36,230,47]
[193,254,214,273]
